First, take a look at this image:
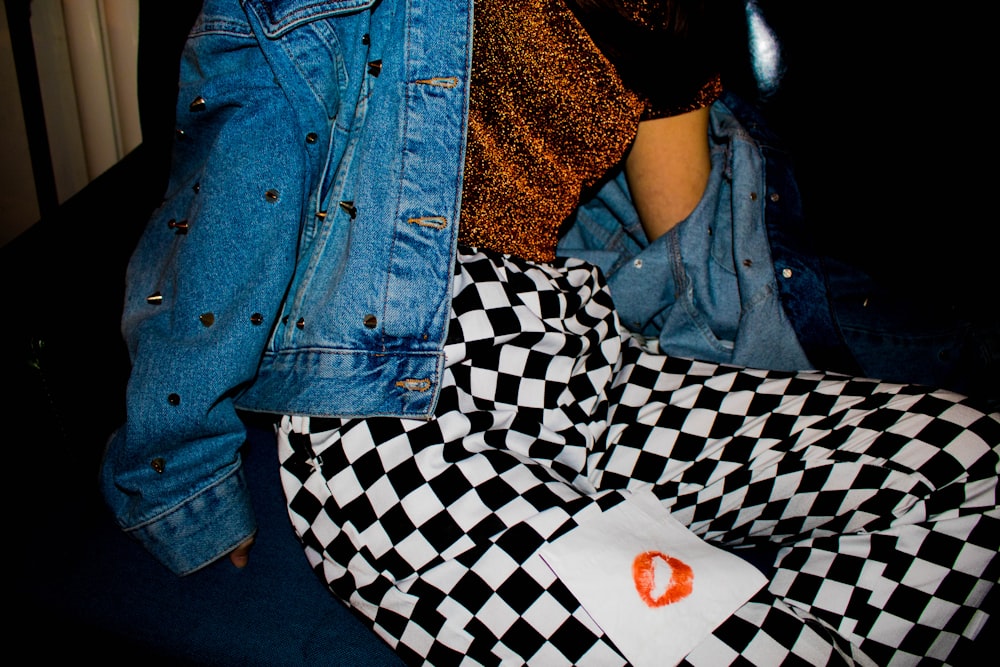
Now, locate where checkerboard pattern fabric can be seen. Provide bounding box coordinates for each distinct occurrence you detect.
[277,248,999,666]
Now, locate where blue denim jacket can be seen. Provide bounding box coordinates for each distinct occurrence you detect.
[101,0,473,574]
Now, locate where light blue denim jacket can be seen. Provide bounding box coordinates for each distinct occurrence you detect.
[101,0,473,574]
[556,95,812,371]
[101,0,834,576]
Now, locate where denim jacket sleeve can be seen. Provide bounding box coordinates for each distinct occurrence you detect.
[99,0,339,575]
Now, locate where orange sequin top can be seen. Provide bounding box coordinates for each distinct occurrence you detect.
[457,0,722,262]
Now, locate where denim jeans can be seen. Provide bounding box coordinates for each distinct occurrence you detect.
[823,255,999,409]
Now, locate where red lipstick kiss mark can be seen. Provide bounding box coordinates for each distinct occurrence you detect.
[632,550,694,608]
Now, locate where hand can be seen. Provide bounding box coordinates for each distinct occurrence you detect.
[229,536,255,569]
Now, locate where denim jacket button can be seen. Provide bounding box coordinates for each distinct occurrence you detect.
[167,393,180,406]
[363,314,377,328]
[265,189,280,203]
[305,132,318,144]
[296,318,305,329]
[146,292,163,305]
[189,96,206,112]
[250,313,264,325]
[199,313,215,327]
[150,458,166,474]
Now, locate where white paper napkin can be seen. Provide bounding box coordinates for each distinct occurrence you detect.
[539,489,768,667]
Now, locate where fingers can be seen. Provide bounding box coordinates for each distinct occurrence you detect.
[229,536,255,569]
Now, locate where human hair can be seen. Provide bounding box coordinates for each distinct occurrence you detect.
[563,0,743,110]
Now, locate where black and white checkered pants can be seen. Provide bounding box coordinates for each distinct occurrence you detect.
[277,248,999,666]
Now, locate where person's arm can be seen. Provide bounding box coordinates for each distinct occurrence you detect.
[99,0,302,575]
[624,105,711,241]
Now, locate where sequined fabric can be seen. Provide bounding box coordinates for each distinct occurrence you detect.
[458,0,720,262]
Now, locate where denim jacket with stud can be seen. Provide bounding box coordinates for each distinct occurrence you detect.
[101,0,835,576]
[101,0,473,575]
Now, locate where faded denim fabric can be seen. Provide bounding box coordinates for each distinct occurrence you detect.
[102,0,473,574]
[557,96,811,371]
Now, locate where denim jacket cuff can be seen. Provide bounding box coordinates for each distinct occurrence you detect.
[124,465,257,576]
